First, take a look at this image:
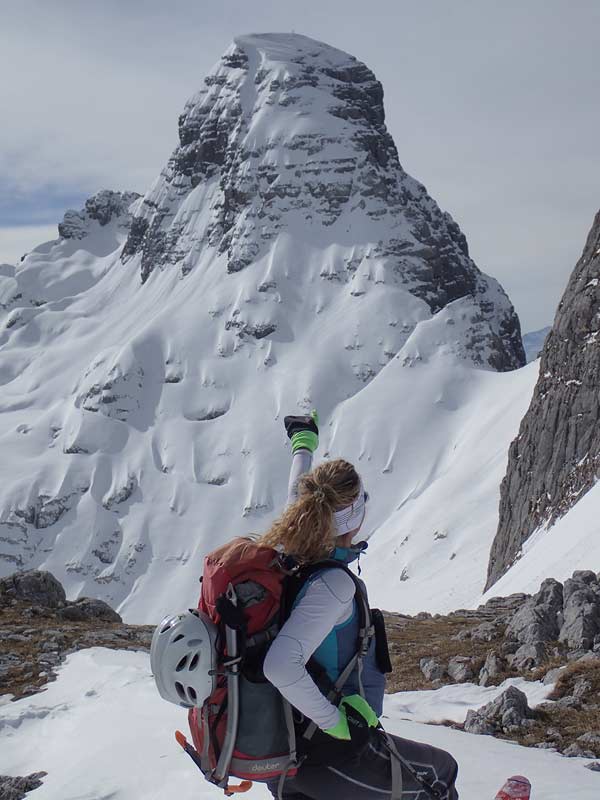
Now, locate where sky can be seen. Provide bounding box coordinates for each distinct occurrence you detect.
[1,0,598,331]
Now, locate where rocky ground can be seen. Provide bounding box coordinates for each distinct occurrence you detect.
[0,571,154,800]
[1,568,599,797]
[0,571,153,702]
[385,569,600,762]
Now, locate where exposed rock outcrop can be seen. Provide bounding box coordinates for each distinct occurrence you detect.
[504,578,564,646]
[0,570,150,701]
[58,190,140,240]
[0,772,47,800]
[464,686,534,735]
[501,571,600,667]
[488,210,600,587]
[559,571,600,651]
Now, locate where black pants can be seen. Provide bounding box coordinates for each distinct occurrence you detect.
[268,729,459,800]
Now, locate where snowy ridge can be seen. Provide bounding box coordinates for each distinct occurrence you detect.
[0,33,541,623]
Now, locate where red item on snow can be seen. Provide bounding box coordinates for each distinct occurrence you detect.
[495,775,531,800]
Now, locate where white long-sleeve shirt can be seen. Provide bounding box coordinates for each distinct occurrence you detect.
[263,448,355,730]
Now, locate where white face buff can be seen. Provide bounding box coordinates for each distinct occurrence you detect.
[333,480,368,537]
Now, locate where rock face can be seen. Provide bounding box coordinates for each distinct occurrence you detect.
[0,773,47,800]
[122,33,524,371]
[487,211,600,587]
[58,190,140,240]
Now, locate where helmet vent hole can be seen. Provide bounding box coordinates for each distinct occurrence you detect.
[175,682,186,701]
[187,638,203,647]
[187,686,197,703]
[189,653,200,671]
[172,633,185,643]
[176,655,188,672]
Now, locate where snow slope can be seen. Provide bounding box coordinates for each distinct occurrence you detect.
[0,33,531,623]
[1,648,598,800]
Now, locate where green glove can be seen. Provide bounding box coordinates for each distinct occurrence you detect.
[284,410,319,454]
[324,694,379,741]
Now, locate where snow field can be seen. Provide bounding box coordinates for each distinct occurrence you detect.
[1,649,598,800]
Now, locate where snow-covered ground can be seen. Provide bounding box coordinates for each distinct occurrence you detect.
[1,648,598,800]
[384,678,552,725]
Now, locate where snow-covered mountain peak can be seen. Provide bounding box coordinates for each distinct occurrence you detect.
[122,33,523,371]
[1,34,527,621]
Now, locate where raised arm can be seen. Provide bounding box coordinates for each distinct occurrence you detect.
[283,412,319,506]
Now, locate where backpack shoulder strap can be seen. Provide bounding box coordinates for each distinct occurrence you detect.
[288,559,375,743]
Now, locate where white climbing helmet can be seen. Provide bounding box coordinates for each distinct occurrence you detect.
[150,609,218,708]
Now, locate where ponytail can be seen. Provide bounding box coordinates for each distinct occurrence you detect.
[260,459,360,563]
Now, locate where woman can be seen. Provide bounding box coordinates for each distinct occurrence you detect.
[261,413,459,800]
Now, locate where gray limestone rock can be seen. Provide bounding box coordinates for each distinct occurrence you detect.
[508,642,548,670]
[505,578,564,645]
[0,773,47,800]
[543,666,566,685]
[487,210,600,587]
[464,686,534,735]
[559,572,600,651]
[479,652,506,686]
[419,657,446,682]
[447,656,475,683]
[563,743,597,759]
[57,598,122,624]
[0,571,65,608]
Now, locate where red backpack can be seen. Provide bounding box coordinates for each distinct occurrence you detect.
[174,537,375,798]
[175,537,299,796]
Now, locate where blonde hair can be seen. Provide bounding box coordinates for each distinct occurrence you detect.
[260,459,361,563]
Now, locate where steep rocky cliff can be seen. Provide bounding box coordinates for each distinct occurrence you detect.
[487,211,600,588]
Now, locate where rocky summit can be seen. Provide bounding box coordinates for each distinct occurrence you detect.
[487,210,600,588]
[122,33,524,370]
